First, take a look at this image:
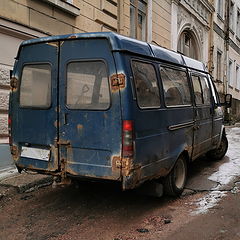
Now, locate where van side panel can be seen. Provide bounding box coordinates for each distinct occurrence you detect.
[118,55,194,188]
[133,108,194,181]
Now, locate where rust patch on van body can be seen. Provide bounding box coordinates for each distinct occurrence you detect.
[68,35,77,39]
[77,124,83,130]
[76,124,84,136]
[10,145,20,161]
[112,156,143,190]
[10,77,18,92]
[46,41,58,47]
[110,73,126,91]
[54,120,60,128]
[112,156,121,173]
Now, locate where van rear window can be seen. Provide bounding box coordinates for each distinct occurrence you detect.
[66,61,110,110]
[20,64,51,108]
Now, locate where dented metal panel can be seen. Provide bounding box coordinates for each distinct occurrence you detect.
[10,41,59,173]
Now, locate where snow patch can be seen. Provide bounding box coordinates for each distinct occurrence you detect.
[192,127,240,215]
[192,191,227,215]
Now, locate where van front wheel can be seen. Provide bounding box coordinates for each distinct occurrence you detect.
[163,156,187,197]
[207,134,228,161]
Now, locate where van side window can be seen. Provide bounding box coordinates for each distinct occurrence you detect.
[132,61,160,108]
[192,75,211,105]
[66,61,110,110]
[20,64,51,108]
[208,77,219,105]
[200,76,211,105]
[160,67,191,107]
[192,75,203,105]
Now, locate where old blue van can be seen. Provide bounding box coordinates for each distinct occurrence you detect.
[9,32,231,196]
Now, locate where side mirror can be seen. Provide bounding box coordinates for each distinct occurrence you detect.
[224,94,232,108]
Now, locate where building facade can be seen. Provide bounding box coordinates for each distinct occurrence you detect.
[210,0,240,121]
[171,0,214,65]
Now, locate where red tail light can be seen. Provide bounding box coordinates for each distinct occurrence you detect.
[8,116,12,145]
[122,120,134,157]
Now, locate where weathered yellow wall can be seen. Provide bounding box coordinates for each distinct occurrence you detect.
[0,0,171,47]
[152,0,171,48]
[0,0,118,35]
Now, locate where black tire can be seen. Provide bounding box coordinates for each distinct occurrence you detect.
[163,155,187,197]
[207,134,228,161]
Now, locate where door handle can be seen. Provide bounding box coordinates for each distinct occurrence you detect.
[193,125,200,130]
[210,107,213,115]
[63,113,68,125]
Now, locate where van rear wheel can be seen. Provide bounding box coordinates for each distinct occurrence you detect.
[163,156,187,197]
[207,134,228,161]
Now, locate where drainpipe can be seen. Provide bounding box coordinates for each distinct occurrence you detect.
[224,0,230,122]
[117,0,124,35]
[208,3,214,75]
[224,0,230,95]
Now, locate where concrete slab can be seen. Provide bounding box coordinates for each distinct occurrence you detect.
[0,166,18,181]
[0,172,52,193]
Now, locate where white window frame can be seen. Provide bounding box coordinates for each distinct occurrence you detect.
[237,10,240,38]
[236,65,240,90]
[228,59,234,87]
[229,1,235,32]
[130,0,148,41]
[216,50,222,81]
[217,0,224,19]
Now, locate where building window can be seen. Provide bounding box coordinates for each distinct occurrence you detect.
[229,1,234,31]
[236,65,240,90]
[130,0,147,41]
[216,51,222,81]
[217,0,224,18]
[228,60,233,87]
[177,31,199,60]
[237,10,240,37]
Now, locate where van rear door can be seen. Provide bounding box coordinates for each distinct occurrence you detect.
[11,42,59,171]
[58,39,122,180]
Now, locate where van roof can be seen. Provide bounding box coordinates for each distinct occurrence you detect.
[19,32,207,72]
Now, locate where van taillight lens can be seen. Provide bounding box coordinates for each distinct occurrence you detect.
[122,120,134,157]
[8,116,12,145]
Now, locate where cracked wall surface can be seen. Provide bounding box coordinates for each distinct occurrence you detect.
[0,65,11,143]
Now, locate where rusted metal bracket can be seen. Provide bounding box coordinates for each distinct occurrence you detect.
[56,139,70,145]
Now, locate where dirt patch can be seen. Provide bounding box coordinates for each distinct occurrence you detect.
[0,181,203,240]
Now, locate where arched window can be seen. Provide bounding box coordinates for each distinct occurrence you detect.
[177,30,200,60]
